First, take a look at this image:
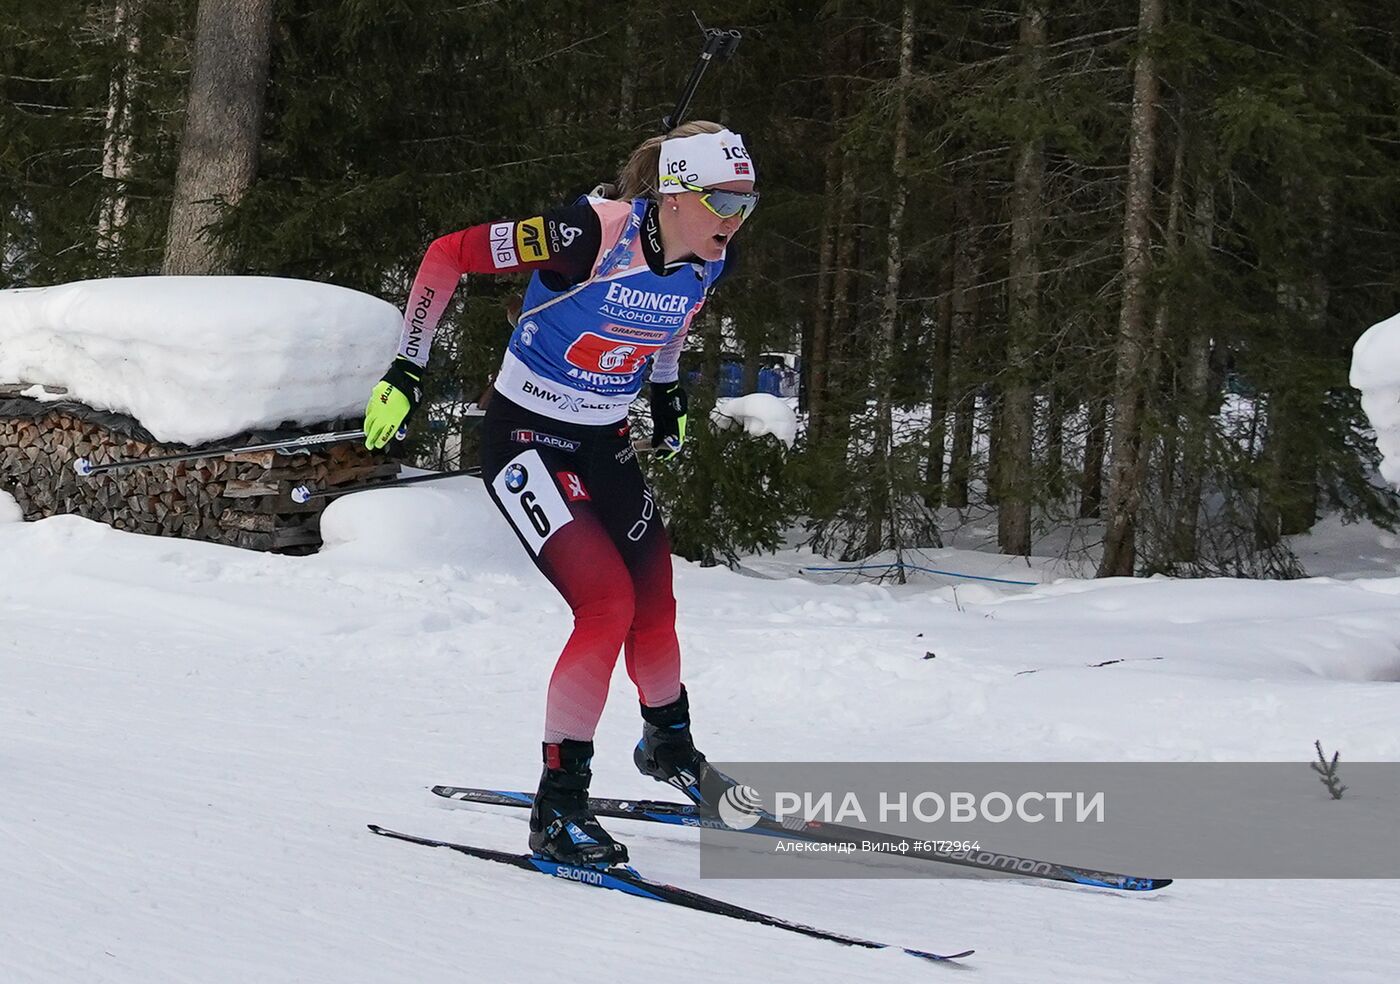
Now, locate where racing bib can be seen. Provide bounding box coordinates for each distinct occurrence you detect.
[490,449,574,554]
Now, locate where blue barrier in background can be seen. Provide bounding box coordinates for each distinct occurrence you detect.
[690,363,794,398]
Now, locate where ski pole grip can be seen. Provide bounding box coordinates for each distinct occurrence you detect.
[714,28,741,59]
[662,27,743,132]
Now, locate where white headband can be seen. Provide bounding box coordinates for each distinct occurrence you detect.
[657,129,755,193]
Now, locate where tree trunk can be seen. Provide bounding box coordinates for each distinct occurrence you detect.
[985,391,1002,507]
[98,0,141,264]
[806,149,839,433]
[948,396,976,509]
[1261,184,1332,543]
[1174,174,1217,561]
[825,150,860,455]
[926,259,954,505]
[1045,383,1065,499]
[864,0,915,566]
[1080,394,1107,519]
[1137,109,1186,558]
[742,348,762,395]
[997,0,1045,557]
[948,392,976,508]
[1098,0,1163,577]
[806,24,850,440]
[946,172,982,510]
[162,0,275,275]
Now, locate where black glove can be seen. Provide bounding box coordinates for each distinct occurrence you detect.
[649,381,688,460]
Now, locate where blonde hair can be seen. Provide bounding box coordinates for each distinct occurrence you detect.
[615,120,726,200]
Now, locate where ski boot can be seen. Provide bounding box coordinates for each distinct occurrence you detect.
[529,739,629,867]
[633,687,741,813]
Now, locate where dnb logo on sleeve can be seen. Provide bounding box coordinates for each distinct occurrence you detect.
[489,222,518,268]
[491,449,574,555]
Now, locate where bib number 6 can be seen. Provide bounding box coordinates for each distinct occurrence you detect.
[491,449,573,555]
[519,490,550,537]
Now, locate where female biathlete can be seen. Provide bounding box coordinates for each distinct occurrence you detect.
[362,122,757,867]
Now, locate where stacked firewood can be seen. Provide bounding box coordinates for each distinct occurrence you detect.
[0,391,395,552]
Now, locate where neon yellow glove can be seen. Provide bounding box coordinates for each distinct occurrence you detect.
[364,357,422,450]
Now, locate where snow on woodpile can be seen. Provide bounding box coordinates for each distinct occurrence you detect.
[0,276,401,445]
[0,276,404,551]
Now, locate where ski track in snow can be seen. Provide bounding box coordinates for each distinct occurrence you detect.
[4,490,1400,983]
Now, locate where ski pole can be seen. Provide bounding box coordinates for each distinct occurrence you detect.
[74,427,404,478]
[662,17,742,132]
[292,466,481,504]
[291,439,658,503]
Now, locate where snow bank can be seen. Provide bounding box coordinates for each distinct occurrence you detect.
[0,276,401,445]
[713,393,798,446]
[1351,310,1400,485]
[315,474,541,580]
[0,489,21,523]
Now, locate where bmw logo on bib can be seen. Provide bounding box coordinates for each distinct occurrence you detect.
[504,464,528,493]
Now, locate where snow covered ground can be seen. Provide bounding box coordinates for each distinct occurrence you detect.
[4,477,1400,983]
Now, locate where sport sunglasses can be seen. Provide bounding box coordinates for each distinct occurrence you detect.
[682,181,759,220]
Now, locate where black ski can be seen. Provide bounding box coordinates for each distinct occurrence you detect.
[368,825,972,964]
[431,785,1171,892]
